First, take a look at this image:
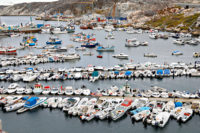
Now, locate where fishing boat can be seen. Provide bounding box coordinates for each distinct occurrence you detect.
[41,28,51,34]
[66,25,75,33]
[173,39,185,45]
[172,33,180,39]
[125,41,140,47]
[0,47,17,55]
[144,53,157,58]
[17,97,47,114]
[51,27,68,34]
[20,36,38,46]
[81,42,98,48]
[33,83,43,95]
[42,86,51,95]
[17,27,41,33]
[7,32,21,37]
[80,24,88,30]
[151,112,171,127]
[110,99,133,121]
[75,47,86,51]
[112,53,128,59]
[83,52,94,56]
[172,51,183,55]
[193,52,200,58]
[96,46,115,52]
[46,37,62,45]
[149,33,158,39]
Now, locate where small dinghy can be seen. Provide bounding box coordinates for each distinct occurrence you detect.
[97,55,103,58]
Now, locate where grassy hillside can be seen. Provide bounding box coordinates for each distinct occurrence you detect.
[146,13,200,31]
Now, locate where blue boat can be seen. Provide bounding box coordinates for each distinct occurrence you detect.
[17,97,47,113]
[46,37,62,45]
[96,46,115,52]
[156,69,163,79]
[81,42,98,48]
[66,25,75,33]
[130,107,151,115]
[164,69,171,76]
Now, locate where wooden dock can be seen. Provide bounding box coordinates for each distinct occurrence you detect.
[1,94,200,103]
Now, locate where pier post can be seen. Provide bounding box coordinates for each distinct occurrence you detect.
[0,119,2,132]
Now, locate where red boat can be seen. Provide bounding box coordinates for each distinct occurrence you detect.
[80,25,88,30]
[0,47,17,55]
[97,55,102,58]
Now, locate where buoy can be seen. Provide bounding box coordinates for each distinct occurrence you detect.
[97,55,102,58]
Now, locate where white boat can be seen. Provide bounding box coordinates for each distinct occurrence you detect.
[74,72,82,80]
[74,88,83,95]
[112,53,129,59]
[144,53,157,58]
[172,51,183,55]
[78,98,97,116]
[151,112,171,127]
[63,97,80,112]
[65,86,74,95]
[64,53,80,60]
[68,97,89,116]
[173,39,184,45]
[5,96,22,106]
[41,28,51,34]
[4,102,25,112]
[81,86,90,96]
[7,83,19,94]
[149,33,158,39]
[125,41,140,47]
[171,107,184,119]
[177,108,193,122]
[50,97,62,108]
[57,86,65,95]
[51,27,68,34]
[110,99,132,120]
[51,87,59,95]
[33,83,43,95]
[152,101,165,113]
[42,86,51,95]
[42,97,54,108]
[16,87,25,94]
[151,92,161,98]
[131,107,151,121]
[25,87,33,94]
[23,72,39,82]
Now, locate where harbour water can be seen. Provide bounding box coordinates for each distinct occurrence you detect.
[0,16,200,133]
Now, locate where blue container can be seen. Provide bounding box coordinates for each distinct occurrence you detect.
[37,24,44,28]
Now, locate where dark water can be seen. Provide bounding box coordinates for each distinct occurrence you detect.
[0,109,200,133]
[0,16,200,133]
